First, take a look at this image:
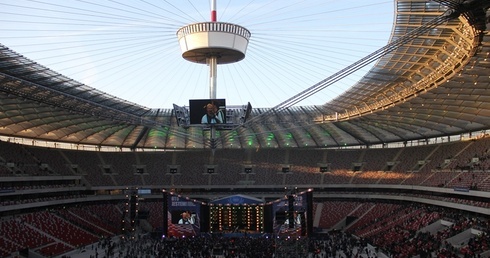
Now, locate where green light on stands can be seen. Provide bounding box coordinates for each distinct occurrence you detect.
[149,129,166,137]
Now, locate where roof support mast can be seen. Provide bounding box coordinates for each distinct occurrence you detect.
[211,0,217,22]
[176,0,250,149]
[209,0,218,148]
[209,0,217,100]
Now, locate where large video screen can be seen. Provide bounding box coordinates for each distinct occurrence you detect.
[272,192,307,236]
[189,99,226,125]
[167,194,201,237]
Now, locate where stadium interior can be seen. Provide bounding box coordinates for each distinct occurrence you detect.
[0,0,489,257]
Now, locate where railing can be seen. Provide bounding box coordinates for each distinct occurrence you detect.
[177,22,251,40]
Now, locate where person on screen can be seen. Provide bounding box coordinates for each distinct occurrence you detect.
[201,103,224,124]
[178,211,195,224]
[284,212,301,226]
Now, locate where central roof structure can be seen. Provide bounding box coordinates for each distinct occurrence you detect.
[0,0,489,150]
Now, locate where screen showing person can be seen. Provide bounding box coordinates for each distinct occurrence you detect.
[202,102,224,124]
[177,211,195,225]
[284,212,301,226]
[189,99,226,125]
[275,211,301,227]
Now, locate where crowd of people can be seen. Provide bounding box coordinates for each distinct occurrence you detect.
[63,231,378,258]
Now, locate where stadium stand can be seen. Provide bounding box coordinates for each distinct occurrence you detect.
[0,0,489,257]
